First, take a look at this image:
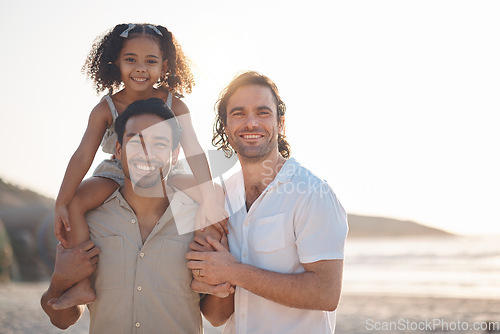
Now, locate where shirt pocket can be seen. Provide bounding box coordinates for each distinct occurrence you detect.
[153,238,193,297]
[93,235,125,290]
[253,213,286,253]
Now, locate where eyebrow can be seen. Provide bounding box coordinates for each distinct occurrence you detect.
[229,105,273,114]
[123,53,161,60]
[126,133,171,142]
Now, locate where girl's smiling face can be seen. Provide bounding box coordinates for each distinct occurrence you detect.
[116,35,167,93]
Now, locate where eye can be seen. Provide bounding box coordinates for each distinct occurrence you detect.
[128,138,142,145]
[147,59,159,64]
[258,110,271,116]
[124,57,136,63]
[154,142,169,150]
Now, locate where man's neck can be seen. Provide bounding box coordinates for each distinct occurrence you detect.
[120,182,171,221]
[239,151,286,211]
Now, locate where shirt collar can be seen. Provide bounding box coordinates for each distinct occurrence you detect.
[104,187,185,214]
[273,157,298,185]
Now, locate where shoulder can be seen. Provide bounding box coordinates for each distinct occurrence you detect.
[288,159,332,192]
[171,96,190,116]
[89,97,113,126]
[284,159,343,212]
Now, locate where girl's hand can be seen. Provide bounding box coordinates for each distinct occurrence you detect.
[190,279,234,298]
[54,205,71,247]
[195,201,229,235]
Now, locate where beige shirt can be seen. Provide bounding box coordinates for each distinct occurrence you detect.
[86,189,202,334]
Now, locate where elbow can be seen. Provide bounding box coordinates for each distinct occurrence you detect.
[324,301,339,312]
[319,287,341,312]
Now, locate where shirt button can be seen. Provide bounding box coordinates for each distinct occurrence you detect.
[137,286,142,291]
[139,253,145,258]
[242,252,247,258]
[135,322,141,328]
[131,219,136,224]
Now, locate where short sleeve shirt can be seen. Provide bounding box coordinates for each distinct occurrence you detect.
[86,189,202,334]
[223,158,349,334]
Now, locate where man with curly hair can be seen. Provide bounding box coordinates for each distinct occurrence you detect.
[187,71,349,333]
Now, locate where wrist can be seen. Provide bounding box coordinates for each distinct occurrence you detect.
[55,199,69,208]
[228,262,247,287]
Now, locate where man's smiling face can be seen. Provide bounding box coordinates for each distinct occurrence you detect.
[117,113,175,191]
[225,84,283,162]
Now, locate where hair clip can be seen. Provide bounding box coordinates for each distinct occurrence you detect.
[120,24,136,38]
[148,25,163,36]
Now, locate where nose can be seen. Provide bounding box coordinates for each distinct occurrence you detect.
[135,62,146,72]
[244,114,258,129]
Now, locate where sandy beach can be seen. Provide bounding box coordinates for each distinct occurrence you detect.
[1,282,499,334]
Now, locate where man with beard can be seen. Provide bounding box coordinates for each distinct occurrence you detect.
[41,98,231,333]
[187,72,349,333]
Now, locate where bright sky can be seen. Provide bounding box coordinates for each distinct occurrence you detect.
[1,0,499,235]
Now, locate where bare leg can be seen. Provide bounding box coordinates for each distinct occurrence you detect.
[51,177,119,310]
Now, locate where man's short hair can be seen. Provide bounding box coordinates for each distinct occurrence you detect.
[212,71,290,158]
[115,98,182,150]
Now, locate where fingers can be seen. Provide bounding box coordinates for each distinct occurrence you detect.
[89,256,99,265]
[206,236,227,252]
[220,233,229,250]
[194,235,217,252]
[186,258,204,269]
[190,280,230,296]
[212,222,225,236]
[47,298,57,307]
[189,241,210,252]
[191,268,203,278]
[88,246,100,258]
[219,218,229,235]
[62,217,71,232]
[54,226,67,244]
[79,240,96,251]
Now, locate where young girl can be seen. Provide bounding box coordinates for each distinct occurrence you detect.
[50,23,228,310]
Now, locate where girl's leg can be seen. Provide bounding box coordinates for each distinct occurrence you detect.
[51,177,119,310]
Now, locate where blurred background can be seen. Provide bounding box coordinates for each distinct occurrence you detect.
[1,0,500,333]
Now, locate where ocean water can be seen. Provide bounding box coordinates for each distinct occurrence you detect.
[342,235,500,299]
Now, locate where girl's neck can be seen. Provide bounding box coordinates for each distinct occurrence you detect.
[117,87,164,105]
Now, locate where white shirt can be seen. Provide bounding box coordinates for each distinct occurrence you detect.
[223,158,348,334]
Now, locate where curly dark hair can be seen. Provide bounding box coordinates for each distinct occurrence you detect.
[82,23,194,97]
[212,71,291,159]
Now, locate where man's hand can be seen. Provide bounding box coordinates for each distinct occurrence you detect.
[186,235,238,286]
[51,240,100,292]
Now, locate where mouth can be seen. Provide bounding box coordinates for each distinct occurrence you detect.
[131,160,163,175]
[239,134,264,140]
[131,77,149,83]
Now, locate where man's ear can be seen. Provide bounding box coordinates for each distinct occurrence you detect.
[172,145,180,166]
[115,141,122,160]
[278,116,285,134]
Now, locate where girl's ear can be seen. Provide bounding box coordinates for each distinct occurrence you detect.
[162,60,169,75]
